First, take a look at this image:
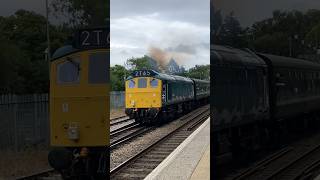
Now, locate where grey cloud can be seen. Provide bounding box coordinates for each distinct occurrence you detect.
[111,0,210,68]
[166,44,197,54]
[111,0,209,25]
[120,50,129,55]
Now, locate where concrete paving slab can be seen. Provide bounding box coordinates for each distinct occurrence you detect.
[190,146,210,180]
[144,118,210,180]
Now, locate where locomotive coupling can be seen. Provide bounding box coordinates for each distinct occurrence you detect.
[80,147,89,157]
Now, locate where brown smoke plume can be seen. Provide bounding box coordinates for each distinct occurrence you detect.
[148,46,170,72]
[148,46,191,72]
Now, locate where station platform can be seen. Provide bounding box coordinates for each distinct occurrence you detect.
[144,118,210,180]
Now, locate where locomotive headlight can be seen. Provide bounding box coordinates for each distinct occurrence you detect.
[153,93,155,97]
[67,123,79,140]
[131,100,135,106]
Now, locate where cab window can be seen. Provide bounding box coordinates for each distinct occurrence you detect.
[57,58,80,84]
[128,80,135,88]
[138,78,147,88]
[88,52,109,84]
[150,79,158,88]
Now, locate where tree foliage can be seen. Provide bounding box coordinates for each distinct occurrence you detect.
[126,56,152,70]
[110,65,128,91]
[0,10,69,94]
[251,9,320,56]
[214,9,320,57]
[51,0,108,27]
[182,65,210,80]
[0,38,20,93]
[212,11,247,48]
[305,23,320,49]
[211,7,223,43]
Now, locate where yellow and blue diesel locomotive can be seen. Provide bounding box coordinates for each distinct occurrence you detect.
[48,27,109,179]
[125,70,210,123]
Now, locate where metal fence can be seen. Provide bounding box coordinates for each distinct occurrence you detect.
[0,94,49,151]
[110,91,125,109]
[0,92,125,151]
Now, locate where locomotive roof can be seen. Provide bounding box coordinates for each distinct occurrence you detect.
[258,53,320,70]
[127,70,193,83]
[51,45,109,61]
[211,45,267,67]
[51,45,80,60]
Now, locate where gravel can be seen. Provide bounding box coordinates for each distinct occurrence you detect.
[110,106,209,170]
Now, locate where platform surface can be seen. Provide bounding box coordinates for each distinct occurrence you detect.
[144,118,210,180]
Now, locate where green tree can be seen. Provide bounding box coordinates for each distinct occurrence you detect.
[110,65,128,91]
[211,7,223,44]
[51,0,108,27]
[251,9,320,56]
[306,23,320,50]
[126,55,151,70]
[254,32,289,56]
[185,65,210,80]
[0,10,69,94]
[217,11,247,48]
[0,38,21,93]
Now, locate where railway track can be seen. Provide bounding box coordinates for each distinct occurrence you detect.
[110,121,140,135]
[110,106,210,179]
[111,115,127,121]
[19,108,209,180]
[226,133,320,180]
[110,116,133,126]
[111,125,152,149]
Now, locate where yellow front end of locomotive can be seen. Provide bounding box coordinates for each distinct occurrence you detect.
[125,77,162,108]
[50,49,109,147]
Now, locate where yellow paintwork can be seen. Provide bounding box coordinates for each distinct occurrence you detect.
[125,77,162,108]
[50,49,109,147]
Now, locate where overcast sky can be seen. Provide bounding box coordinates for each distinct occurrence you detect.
[0,0,45,17]
[2,0,318,67]
[214,0,320,27]
[0,0,66,24]
[110,0,210,69]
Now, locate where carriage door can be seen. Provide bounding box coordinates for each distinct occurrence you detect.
[162,81,167,104]
[262,67,269,112]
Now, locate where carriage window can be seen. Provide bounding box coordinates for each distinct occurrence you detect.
[150,79,158,88]
[89,52,109,84]
[138,78,147,88]
[128,80,135,88]
[57,58,80,84]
